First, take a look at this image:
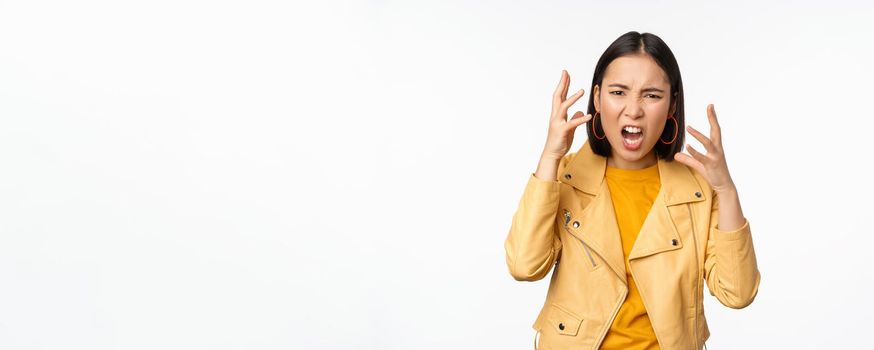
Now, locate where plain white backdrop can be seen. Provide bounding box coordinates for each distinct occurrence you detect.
[1,0,872,348]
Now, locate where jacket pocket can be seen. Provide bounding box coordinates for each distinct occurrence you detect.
[547,303,583,336]
[540,303,600,350]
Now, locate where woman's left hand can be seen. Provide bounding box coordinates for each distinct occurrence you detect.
[674,104,737,194]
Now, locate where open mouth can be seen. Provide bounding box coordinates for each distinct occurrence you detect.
[621,125,644,146]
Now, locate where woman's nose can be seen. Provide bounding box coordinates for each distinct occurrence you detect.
[623,100,645,118]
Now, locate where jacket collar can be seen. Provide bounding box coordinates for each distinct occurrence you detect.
[559,140,706,283]
[560,140,703,206]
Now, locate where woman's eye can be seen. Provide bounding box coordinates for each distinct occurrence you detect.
[610,91,661,98]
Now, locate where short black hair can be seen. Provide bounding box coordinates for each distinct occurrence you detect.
[586,31,685,161]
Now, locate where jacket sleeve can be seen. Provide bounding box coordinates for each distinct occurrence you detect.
[703,191,761,309]
[503,156,569,282]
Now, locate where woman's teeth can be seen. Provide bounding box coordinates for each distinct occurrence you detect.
[621,126,643,144]
[624,135,642,144]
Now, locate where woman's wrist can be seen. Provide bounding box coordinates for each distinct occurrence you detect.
[534,153,562,182]
[540,150,565,162]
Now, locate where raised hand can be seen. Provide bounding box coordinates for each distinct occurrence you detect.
[673,104,737,194]
[541,69,593,160]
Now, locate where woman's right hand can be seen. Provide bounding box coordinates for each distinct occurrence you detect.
[541,69,592,160]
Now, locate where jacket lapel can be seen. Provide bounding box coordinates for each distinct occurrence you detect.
[559,140,706,283]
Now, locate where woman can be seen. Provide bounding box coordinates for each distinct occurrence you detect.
[504,31,761,350]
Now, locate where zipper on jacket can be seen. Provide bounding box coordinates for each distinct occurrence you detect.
[563,209,596,268]
[687,203,704,349]
[593,287,628,349]
[627,260,666,347]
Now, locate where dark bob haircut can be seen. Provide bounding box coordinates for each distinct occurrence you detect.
[586,31,685,161]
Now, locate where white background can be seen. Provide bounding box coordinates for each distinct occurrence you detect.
[1,0,872,349]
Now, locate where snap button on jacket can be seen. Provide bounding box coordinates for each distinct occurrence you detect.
[504,140,761,350]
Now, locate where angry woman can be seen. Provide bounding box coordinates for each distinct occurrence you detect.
[504,31,761,350]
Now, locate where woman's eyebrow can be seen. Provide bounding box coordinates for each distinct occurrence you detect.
[607,83,665,93]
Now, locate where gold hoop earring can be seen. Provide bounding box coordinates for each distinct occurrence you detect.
[591,111,606,140]
[659,114,679,144]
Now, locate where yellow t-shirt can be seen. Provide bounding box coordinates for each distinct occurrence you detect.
[600,162,661,350]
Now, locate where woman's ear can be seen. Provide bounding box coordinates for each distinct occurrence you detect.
[593,84,600,112]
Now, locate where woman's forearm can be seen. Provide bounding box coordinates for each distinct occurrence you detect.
[534,153,562,182]
[716,185,746,231]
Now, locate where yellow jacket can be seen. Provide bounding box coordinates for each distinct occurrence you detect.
[504,140,761,350]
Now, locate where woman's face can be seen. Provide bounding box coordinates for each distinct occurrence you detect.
[594,54,676,168]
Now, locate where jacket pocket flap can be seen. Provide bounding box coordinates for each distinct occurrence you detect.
[547,303,583,336]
